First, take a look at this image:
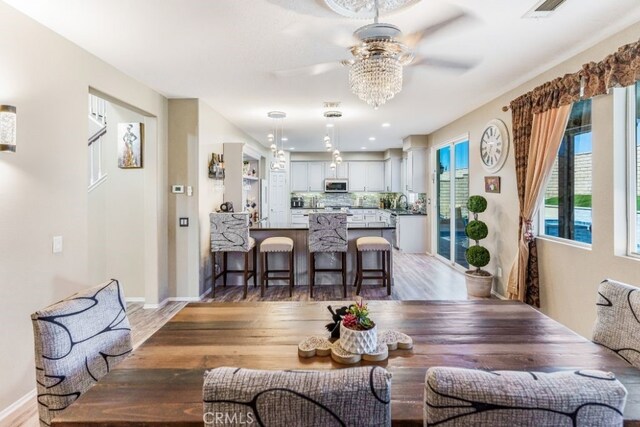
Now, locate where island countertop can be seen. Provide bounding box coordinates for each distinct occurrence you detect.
[252,220,395,230]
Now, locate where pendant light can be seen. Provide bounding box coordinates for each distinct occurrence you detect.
[268,111,287,170]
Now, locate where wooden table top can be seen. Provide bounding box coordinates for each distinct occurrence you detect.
[53,300,640,426]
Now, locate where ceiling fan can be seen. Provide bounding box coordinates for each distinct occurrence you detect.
[276,0,477,108]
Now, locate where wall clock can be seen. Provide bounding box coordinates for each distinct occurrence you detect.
[480,119,510,173]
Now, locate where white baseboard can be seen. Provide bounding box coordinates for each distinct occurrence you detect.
[0,388,36,426]
[142,287,212,309]
[125,297,145,303]
[491,290,507,300]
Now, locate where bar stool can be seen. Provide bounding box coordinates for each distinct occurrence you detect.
[308,212,348,298]
[260,237,295,297]
[354,236,392,296]
[210,212,257,299]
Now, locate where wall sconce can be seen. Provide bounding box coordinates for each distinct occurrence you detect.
[0,105,17,152]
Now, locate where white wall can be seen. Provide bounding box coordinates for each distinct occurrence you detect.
[88,101,147,298]
[429,22,640,336]
[0,1,168,413]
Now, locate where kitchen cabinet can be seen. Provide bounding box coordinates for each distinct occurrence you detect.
[396,215,427,253]
[348,161,385,192]
[290,161,324,192]
[403,148,427,193]
[326,162,349,179]
[384,157,402,192]
[290,209,309,225]
[308,162,325,191]
[290,162,308,192]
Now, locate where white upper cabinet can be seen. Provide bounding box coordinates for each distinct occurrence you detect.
[367,161,385,192]
[290,162,309,192]
[348,162,367,191]
[384,157,402,192]
[325,161,349,179]
[348,161,385,192]
[307,162,325,191]
[404,148,427,193]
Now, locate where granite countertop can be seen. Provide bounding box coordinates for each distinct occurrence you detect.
[251,221,395,230]
[290,206,427,216]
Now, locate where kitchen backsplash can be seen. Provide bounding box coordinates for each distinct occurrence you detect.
[291,192,427,212]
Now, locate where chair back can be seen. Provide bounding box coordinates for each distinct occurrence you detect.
[31,279,132,427]
[593,279,640,368]
[308,212,348,253]
[204,366,391,426]
[425,367,627,426]
[210,212,251,252]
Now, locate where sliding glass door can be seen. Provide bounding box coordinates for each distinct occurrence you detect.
[435,138,469,268]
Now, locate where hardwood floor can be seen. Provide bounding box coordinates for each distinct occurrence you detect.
[207,250,470,301]
[8,252,467,427]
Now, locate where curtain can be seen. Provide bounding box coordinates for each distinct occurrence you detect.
[507,104,572,304]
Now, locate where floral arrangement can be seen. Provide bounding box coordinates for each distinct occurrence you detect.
[341,299,375,331]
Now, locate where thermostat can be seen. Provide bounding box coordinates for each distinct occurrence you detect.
[171,185,185,194]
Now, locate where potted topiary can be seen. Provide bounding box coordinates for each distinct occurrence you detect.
[339,299,377,354]
[464,195,493,297]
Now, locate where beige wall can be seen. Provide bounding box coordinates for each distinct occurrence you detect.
[429,22,640,336]
[0,2,168,413]
[88,101,147,298]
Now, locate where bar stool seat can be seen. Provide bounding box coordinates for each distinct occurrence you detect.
[355,236,392,296]
[260,237,295,297]
[357,236,391,252]
[261,237,293,252]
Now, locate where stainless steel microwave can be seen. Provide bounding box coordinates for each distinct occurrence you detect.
[324,179,348,193]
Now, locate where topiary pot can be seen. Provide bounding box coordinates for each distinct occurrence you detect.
[464,271,493,298]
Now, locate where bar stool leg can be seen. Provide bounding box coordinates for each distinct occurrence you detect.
[211,252,216,298]
[382,251,387,288]
[243,251,249,299]
[386,250,391,296]
[260,251,266,297]
[253,246,257,288]
[309,252,315,298]
[265,252,269,288]
[223,252,228,287]
[289,250,294,297]
[342,252,347,298]
[355,251,363,296]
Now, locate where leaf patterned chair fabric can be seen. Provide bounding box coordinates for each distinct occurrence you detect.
[593,279,640,368]
[308,212,348,253]
[204,366,392,426]
[209,212,257,298]
[424,367,627,426]
[31,279,132,427]
[210,212,255,252]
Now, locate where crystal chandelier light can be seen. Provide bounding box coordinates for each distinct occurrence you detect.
[347,39,412,109]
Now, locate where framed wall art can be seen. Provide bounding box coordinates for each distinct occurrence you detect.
[117,122,144,168]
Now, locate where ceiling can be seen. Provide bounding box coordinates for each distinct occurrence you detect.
[5,0,640,151]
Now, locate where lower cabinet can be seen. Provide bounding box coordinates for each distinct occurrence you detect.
[396,215,427,253]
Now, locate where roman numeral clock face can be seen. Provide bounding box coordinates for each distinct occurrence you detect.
[480,119,510,173]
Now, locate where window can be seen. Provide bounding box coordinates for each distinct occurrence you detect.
[541,99,593,245]
[628,82,640,255]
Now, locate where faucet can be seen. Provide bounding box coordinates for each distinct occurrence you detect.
[396,194,408,211]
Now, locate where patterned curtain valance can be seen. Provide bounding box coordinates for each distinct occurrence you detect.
[511,38,640,113]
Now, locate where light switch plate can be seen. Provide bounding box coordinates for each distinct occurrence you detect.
[179,218,189,227]
[52,236,63,254]
[186,186,193,196]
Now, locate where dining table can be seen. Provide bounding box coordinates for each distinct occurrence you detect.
[52,300,640,426]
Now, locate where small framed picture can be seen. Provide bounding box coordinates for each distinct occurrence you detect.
[485,176,501,193]
[118,122,144,168]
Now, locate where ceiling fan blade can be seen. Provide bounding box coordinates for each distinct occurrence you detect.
[410,55,478,72]
[272,61,344,78]
[401,11,470,48]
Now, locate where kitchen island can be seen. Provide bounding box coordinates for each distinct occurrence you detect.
[234,220,395,288]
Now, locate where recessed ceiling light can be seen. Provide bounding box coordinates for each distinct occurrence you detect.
[361,146,367,150]
[326,123,334,128]
[369,137,376,141]
[281,137,288,141]
[382,123,390,128]
[289,147,295,150]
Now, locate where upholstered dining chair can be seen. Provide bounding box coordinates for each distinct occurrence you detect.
[31,279,132,427]
[210,212,257,299]
[424,367,627,426]
[593,279,640,368]
[308,212,348,298]
[204,366,392,426]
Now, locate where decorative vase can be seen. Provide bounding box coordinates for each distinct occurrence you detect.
[464,272,494,298]
[339,323,377,354]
